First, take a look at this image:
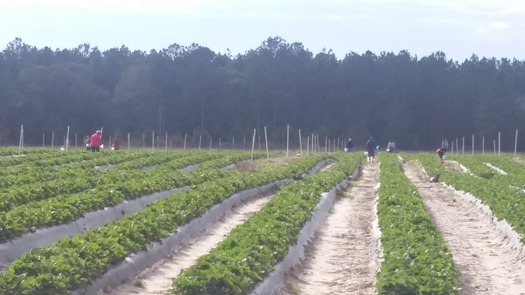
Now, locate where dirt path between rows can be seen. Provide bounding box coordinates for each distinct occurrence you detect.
[403,161,525,295]
[278,162,380,295]
[108,195,274,295]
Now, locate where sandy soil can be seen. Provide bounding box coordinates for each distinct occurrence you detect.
[445,160,468,173]
[108,195,273,295]
[403,161,525,295]
[319,162,335,172]
[513,158,525,166]
[278,163,380,295]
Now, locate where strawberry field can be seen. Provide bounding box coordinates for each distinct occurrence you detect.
[1,148,525,294]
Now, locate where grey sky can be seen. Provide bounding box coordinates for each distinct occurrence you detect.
[1,0,523,61]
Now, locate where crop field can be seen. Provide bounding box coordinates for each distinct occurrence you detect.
[1,147,525,294]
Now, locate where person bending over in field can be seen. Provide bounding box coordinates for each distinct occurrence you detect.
[345,138,354,152]
[436,146,446,163]
[111,135,120,150]
[387,141,396,152]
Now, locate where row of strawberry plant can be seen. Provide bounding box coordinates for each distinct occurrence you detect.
[452,154,525,188]
[0,151,151,189]
[446,154,496,179]
[0,149,156,181]
[0,149,92,168]
[0,151,219,212]
[0,154,327,294]
[418,153,525,240]
[0,147,53,157]
[376,153,459,294]
[0,147,63,162]
[172,153,360,295]
[0,151,97,177]
[0,152,246,242]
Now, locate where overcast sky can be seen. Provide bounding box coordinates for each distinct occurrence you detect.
[1,0,524,61]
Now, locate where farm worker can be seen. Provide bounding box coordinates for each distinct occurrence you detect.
[90,130,102,152]
[437,146,446,163]
[365,136,377,163]
[84,135,91,150]
[111,135,120,150]
[387,141,396,152]
[345,138,354,152]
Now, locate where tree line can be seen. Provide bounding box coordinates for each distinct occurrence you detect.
[1,36,524,150]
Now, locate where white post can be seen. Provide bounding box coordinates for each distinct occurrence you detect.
[128,132,130,150]
[328,138,331,153]
[109,136,112,149]
[142,134,145,147]
[471,134,474,155]
[184,133,187,150]
[286,124,290,157]
[498,131,501,156]
[209,137,212,150]
[325,136,328,153]
[265,126,269,159]
[299,129,302,156]
[232,136,235,150]
[18,125,23,156]
[52,131,55,149]
[251,128,256,160]
[43,133,45,148]
[514,129,518,157]
[199,135,202,150]
[451,141,454,154]
[493,139,496,154]
[165,132,168,151]
[219,137,221,147]
[311,133,314,153]
[152,131,155,150]
[243,136,246,151]
[482,136,485,154]
[306,136,310,154]
[456,139,458,154]
[100,128,104,147]
[65,125,69,151]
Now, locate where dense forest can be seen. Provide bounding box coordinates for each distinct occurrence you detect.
[1,36,524,150]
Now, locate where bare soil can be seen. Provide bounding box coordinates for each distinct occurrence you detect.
[236,157,299,173]
[278,163,380,295]
[512,158,525,169]
[108,195,274,295]
[444,159,467,173]
[403,160,525,295]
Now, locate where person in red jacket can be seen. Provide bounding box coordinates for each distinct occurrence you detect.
[111,135,120,150]
[90,130,102,152]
